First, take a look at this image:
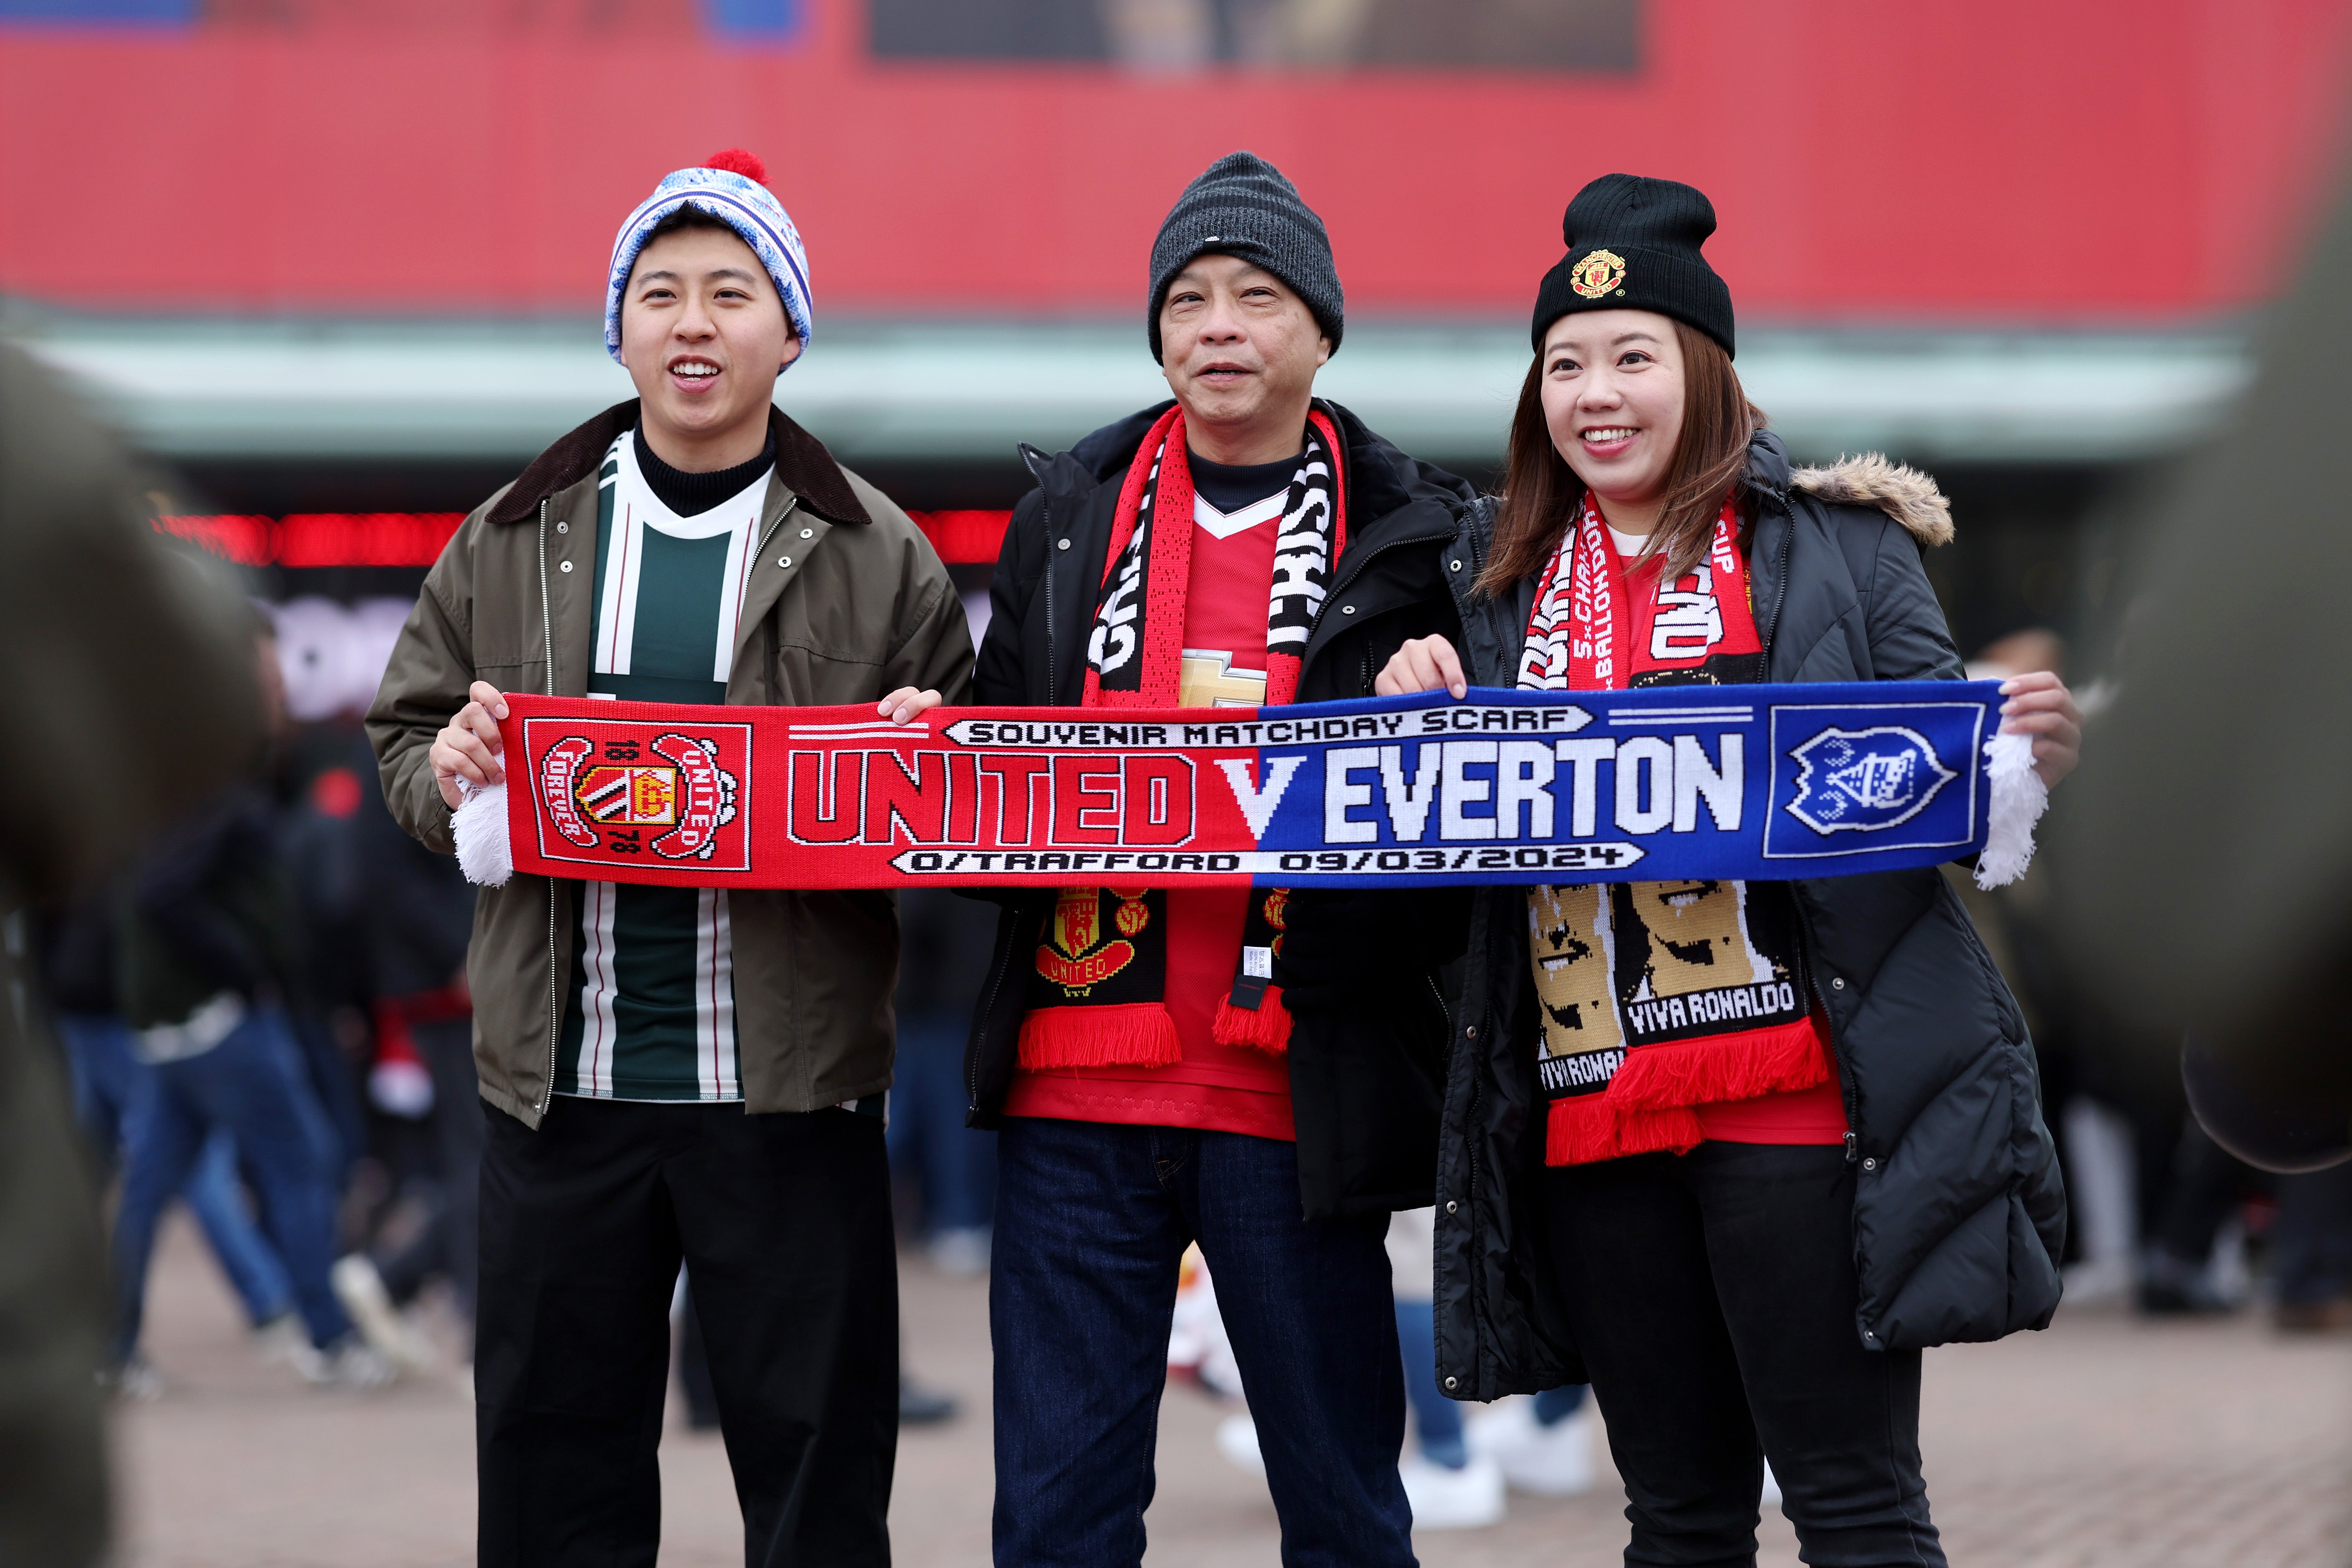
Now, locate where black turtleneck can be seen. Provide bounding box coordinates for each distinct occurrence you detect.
[634,426,777,517]
[1188,449,1303,515]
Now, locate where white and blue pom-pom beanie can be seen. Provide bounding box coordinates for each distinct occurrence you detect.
[605,149,813,371]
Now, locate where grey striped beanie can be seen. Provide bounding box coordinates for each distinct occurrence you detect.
[1147,151,1343,362]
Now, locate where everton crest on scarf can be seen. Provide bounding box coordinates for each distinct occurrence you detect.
[1018,404,1346,1073]
[1522,492,1828,1167]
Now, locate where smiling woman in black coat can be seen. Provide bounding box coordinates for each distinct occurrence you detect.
[1296,176,2083,1567]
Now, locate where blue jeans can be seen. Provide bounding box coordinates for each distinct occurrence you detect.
[886,1016,995,1233]
[991,1117,1414,1568]
[1535,1383,1589,1425]
[110,1006,353,1362]
[1401,1300,1585,1470]
[55,1013,290,1331]
[1394,1297,1467,1467]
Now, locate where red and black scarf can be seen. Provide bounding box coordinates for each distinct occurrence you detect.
[1522,492,1828,1165]
[1017,405,1345,1071]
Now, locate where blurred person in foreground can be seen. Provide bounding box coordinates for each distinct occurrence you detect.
[1342,175,2081,1564]
[0,342,266,1567]
[105,614,395,1390]
[964,151,1476,1567]
[368,149,968,1566]
[2057,165,2352,1177]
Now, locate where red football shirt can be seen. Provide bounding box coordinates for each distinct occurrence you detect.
[1002,487,1298,1141]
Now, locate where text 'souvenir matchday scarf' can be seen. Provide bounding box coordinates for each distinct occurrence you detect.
[1016,405,1346,1073]
[1521,492,1829,1166]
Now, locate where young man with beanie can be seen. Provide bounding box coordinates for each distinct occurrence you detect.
[965,149,1477,1566]
[368,149,969,1567]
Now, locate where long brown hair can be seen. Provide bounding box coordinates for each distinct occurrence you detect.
[1477,320,1765,597]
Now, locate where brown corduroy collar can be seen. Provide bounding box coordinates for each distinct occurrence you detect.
[484,401,870,528]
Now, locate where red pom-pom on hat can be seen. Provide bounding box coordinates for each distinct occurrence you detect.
[703,148,769,186]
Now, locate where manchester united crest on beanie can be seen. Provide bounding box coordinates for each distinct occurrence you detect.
[1530,174,1734,357]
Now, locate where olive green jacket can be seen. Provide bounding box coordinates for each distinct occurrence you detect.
[367,402,973,1127]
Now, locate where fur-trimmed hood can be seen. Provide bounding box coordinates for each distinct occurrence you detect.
[1788,451,1953,547]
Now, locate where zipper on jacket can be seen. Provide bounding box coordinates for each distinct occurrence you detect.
[1757,489,1797,654]
[1015,444,1064,701]
[1303,523,1458,663]
[751,496,799,568]
[1040,492,1058,700]
[1457,982,1488,1389]
[537,498,560,1118]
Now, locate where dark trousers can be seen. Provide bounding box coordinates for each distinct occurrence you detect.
[990,1117,1414,1568]
[477,1097,897,1568]
[1541,1144,1945,1568]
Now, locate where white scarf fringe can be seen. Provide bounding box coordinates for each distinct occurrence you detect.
[1974,731,2047,890]
[453,778,514,887]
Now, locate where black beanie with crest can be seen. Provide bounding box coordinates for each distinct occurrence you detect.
[1530,174,1734,357]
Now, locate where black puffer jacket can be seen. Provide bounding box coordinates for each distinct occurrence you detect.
[963,399,1477,1219]
[1433,432,2067,1399]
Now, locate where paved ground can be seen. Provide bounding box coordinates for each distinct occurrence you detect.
[115,1213,2352,1567]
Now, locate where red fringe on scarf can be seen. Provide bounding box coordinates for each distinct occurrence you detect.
[1603,1017,1827,1111]
[1212,986,1293,1054]
[1542,1018,1829,1165]
[1017,1003,1182,1071]
[1546,1099,1705,1166]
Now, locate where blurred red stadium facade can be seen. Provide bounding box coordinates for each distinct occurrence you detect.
[1,0,2347,322]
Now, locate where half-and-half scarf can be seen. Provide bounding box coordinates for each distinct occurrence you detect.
[1521,492,1831,1166]
[1016,403,1346,1072]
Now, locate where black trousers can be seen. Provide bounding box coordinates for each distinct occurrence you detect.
[477,1096,897,1568]
[1540,1143,1945,1568]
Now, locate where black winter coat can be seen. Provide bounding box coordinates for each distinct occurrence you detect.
[1432,433,2067,1399]
[963,399,1478,1220]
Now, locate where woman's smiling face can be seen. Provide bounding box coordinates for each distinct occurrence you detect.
[1538,309,1688,528]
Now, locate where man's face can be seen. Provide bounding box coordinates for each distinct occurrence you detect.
[618,224,799,452]
[1158,255,1331,439]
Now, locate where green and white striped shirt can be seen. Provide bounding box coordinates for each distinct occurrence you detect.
[556,431,767,1102]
